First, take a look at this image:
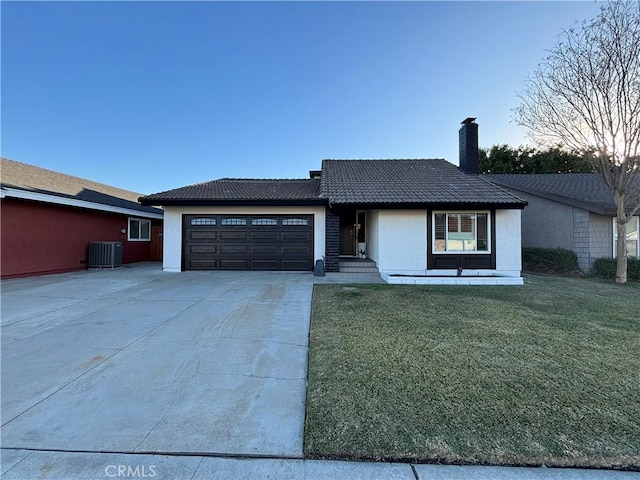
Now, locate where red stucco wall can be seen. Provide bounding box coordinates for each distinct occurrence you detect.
[1,199,156,279]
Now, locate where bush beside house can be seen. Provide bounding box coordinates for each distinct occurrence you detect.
[522,247,579,275]
[592,257,640,282]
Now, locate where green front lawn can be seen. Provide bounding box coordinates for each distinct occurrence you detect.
[305,275,640,469]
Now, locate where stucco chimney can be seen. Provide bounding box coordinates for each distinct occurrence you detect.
[459,117,479,174]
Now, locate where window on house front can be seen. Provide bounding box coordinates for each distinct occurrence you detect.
[433,212,489,253]
[128,218,151,241]
[613,216,639,258]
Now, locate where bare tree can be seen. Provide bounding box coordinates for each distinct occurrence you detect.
[514,1,640,283]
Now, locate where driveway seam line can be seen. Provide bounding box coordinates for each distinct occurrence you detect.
[0,447,305,460]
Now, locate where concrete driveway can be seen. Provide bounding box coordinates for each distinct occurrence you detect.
[1,264,312,457]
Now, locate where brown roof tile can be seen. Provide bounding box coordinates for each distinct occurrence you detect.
[1,157,162,215]
[321,159,526,206]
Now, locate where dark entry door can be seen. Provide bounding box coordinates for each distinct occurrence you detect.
[339,215,355,256]
[150,226,163,261]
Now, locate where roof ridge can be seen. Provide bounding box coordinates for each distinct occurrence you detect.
[322,158,445,162]
[217,178,315,182]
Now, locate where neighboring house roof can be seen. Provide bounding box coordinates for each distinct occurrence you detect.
[485,173,622,215]
[321,159,526,207]
[140,178,323,206]
[1,157,162,218]
[139,159,526,208]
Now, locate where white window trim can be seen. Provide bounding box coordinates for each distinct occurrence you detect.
[612,216,639,258]
[431,211,491,254]
[128,217,151,241]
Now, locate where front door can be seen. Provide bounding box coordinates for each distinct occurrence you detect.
[150,225,163,261]
[339,214,356,256]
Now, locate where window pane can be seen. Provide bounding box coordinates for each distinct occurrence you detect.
[627,218,638,257]
[252,218,277,226]
[141,221,150,240]
[434,214,446,251]
[477,214,488,251]
[461,214,473,233]
[282,218,308,226]
[129,220,140,239]
[448,214,475,251]
[221,218,247,226]
[613,217,639,257]
[191,218,216,226]
[357,211,366,242]
[434,212,489,253]
[447,215,459,233]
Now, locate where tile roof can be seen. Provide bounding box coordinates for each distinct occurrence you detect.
[1,157,162,216]
[485,173,623,215]
[140,178,322,204]
[321,159,526,206]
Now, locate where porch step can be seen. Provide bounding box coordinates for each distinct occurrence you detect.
[338,259,380,275]
[339,266,380,274]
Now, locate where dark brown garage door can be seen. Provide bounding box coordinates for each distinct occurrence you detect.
[183,214,314,271]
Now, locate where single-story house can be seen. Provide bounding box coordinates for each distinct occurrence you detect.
[1,158,164,279]
[140,119,528,284]
[486,173,639,272]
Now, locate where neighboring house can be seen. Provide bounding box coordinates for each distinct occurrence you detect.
[140,119,527,284]
[1,158,164,279]
[486,173,640,272]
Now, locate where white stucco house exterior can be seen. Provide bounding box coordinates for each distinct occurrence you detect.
[140,119,527,284]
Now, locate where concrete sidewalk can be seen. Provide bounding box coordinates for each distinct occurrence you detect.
[2,449,637,479]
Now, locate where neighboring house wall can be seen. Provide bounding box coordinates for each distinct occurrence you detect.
[1,199,155,278]
[161,205,326,272]
[589,213,613,262]
[514,191,574,250]
[572,208,591,271]
[572,209,612,271]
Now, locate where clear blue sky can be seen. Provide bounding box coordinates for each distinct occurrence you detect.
[1,1,604,194]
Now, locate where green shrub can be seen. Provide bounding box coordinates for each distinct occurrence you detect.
[592,257,640,281]
[522,247,579,274]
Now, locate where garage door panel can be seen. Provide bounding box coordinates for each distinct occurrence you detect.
[281,260,310,270]
[220,259,249,269]
[251,245,278,254]
[191,231,217,240]
[184,214,313,271]
[189,259,218,269]
[280,231,310,241]
[190,245,217,254]
[220,231,249,240]
[220,245,247,254]
[281,245,310,255]
[250,260,279,270]
[250,231,278,240]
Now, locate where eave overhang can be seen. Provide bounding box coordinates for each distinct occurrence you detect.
[138,198,327,207]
